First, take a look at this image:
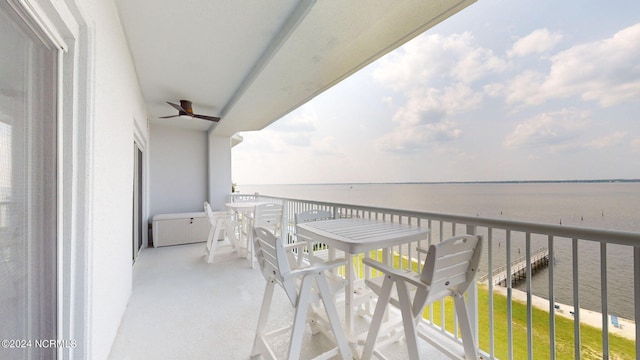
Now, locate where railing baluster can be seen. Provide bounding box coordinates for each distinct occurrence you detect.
[635,246,640,359]
[506,230,513,360]
[572,238,581,360]
[488,228,495,359]
[440,221,445,331]
[548,235,556,360]
[427,218,433,324]
[466,225,478,346]
[600,242,609,360]
[525,232,533,360]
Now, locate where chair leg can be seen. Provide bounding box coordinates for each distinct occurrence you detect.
[224,218,240,253]
[241,217,254,267]
[361,276,395,360]
[395,280,420,360]
[251,280,276,358]
[206,220,224,263]
[205,226,215,256]
[248,227,255,268]
[288,276,314,360]
[453,294,478,359]
[316,274,352,360]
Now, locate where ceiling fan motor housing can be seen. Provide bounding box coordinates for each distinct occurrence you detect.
[179,100,193,114]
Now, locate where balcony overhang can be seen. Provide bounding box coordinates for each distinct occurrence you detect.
[115,0,476,136]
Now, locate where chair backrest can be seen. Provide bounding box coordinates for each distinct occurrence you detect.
[254,203,283,233]
[204,201,228,225]
[253,226,297,305]
[420,235,482,302]
[294,209,333,224]
[204,202,215,224]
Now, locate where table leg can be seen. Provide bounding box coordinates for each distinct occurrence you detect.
[345,255,354,334]
[243,212,255,268]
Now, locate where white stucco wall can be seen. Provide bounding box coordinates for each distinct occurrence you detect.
[149,125,209,217]
[208,134,233,211]
[71,1,149,358]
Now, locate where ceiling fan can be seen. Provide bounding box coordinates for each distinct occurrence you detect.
[160,100,220,122]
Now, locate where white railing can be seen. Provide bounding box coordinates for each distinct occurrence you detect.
[231,193,639,360]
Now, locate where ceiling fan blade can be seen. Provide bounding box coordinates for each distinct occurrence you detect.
[166,101,186,113]
[159,115,180,119]
[193,114,221,122]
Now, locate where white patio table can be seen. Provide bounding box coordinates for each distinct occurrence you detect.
[225,201,268,213]
[225,201,268,267]
[296,218,429,341]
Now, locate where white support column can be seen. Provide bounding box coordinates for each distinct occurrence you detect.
[208,133,233,211]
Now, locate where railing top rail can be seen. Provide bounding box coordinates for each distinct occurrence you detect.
[250,194,640,247]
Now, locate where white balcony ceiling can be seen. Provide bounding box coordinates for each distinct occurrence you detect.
[115,0,475,134]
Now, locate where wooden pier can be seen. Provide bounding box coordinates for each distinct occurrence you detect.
[479,247,550,287]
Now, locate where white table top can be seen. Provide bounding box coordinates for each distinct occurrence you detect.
[225,201,268,211]
[296,218,429,254]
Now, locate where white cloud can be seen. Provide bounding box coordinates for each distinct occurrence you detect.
[382,96,394,106]
[373,32,507,90]
[375,120,461,153]
[505,110,628,153]
[268,111,316,133]
[508,28,563,57]
[374,84,480,153]
[237,107,347,159]
[372,32,503,153]
[392,84,482,125]
[236,111,319,154]
[504,108,589,149]
[585,132,627,149]
[503,23,640,107]
[501,70,546,106]
[450,38,508,84]
[309,136,344,157]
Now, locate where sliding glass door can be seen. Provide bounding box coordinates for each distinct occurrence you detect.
[0,3,58,359]
[133,143,143,262]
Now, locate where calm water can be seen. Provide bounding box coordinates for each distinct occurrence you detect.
[239,182,640,320]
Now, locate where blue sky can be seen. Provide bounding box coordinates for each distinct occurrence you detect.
[232,0,640,184]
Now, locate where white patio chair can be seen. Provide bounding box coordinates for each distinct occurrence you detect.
[293,210,349,302]
[361,234,483,360]
[247,203,284,268]
[203,202,241,263]
[294,209,334,265]
[254,202,283,235]
[251,227,352,360]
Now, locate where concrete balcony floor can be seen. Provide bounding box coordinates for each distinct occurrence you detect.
[108,241,451,359]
